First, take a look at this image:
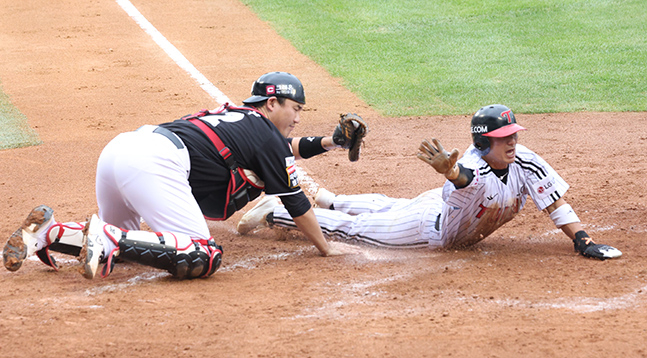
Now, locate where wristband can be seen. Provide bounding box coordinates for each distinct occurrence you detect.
[549,203,580,228]
[573,230,592,254]
[298,136,326,159]
[450,164,474,189]
[574,230,590,240]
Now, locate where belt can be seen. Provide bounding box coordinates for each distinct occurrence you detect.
[151,126,184,149]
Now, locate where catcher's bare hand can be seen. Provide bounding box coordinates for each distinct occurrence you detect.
[417,138,460,178]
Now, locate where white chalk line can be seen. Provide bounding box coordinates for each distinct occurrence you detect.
[487,285,647,313]
[116,0,321,198]
[116,0,232,105]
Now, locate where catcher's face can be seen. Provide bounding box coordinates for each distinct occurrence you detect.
[484,133,518,169]
[266,97,303,137]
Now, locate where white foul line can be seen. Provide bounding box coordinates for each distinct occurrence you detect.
[116,0,319,196]
[116,0,233,105]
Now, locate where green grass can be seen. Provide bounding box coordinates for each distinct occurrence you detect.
[241,0,647,116]
[0,84,41,150]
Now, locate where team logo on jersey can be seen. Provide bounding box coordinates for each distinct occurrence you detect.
[532,176,556,200]
[285,156,299,188]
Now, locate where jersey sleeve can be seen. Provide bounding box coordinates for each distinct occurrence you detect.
[442,147,483,204]
[279,191,311,218]
[516,145,569,211]
[252,137,302,196]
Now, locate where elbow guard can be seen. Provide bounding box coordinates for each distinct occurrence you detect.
[549,204,580,228]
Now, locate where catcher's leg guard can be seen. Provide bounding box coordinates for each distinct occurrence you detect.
[80,218,223,280]
[36,221,85,270]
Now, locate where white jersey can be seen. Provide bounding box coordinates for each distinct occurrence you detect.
[269,143,568,249]
[440,144,569,247]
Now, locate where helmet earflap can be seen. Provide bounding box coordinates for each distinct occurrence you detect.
[473,134,491,151]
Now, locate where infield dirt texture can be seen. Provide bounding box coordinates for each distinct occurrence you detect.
[1,1,647,357]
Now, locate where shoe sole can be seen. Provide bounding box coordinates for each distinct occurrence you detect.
[78,215,103,279]
[3,229,28,271]
[77,227,92,279]
[3,205,53,272]
[237,196,277,234]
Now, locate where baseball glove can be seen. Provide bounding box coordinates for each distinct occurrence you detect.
[573,237,622,260]
[332,113,367,162]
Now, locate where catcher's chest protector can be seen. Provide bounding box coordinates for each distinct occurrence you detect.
[181,108,265,220]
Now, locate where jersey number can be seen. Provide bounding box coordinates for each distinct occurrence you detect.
[202,111,245,127]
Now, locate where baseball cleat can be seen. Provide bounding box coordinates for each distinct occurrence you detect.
[78,214,104,279]
[314,188,336,210]
[3,205,54,271]
[237,195,279,235]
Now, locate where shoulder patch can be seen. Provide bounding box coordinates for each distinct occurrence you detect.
[531,175,557,200]
[285,156,299,188]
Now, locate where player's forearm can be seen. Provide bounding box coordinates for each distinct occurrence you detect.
[559,222,584,241]
[445,163,473,188]
[292,208,334,256]
[546,198,583,240]
[321,136,340,150]
[290,137,338,160]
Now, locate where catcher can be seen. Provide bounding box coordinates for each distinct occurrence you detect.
[2,71,368,280]
[237,104,621,261]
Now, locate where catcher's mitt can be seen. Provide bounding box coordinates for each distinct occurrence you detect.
[332,113,367,162]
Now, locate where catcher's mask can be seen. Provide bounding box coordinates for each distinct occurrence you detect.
[243,71,306,105]
[470,104,526,151]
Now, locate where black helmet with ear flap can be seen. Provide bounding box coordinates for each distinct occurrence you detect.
[242,71,305,105]
[470,104,526,150]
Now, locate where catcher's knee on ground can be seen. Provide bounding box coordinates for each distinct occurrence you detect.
[81,217,223,280]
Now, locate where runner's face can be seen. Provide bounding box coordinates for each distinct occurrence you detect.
[484,133,518,169]
[267,98,303,137]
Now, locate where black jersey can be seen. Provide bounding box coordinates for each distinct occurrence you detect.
[159,105,311,219]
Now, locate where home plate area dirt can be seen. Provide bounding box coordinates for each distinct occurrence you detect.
[1,0,646,357]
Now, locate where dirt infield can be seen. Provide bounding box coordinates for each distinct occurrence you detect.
[1,1,647,357]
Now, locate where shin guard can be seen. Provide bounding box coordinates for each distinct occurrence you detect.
[36,222,85,270]
[105,226,223,279]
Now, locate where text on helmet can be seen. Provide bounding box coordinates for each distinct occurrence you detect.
[471,125,488,133]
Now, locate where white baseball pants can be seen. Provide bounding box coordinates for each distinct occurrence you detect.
[95,125,211,240]
[272,188,444,248]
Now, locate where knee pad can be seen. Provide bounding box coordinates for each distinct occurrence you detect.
[172,245,223,279]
